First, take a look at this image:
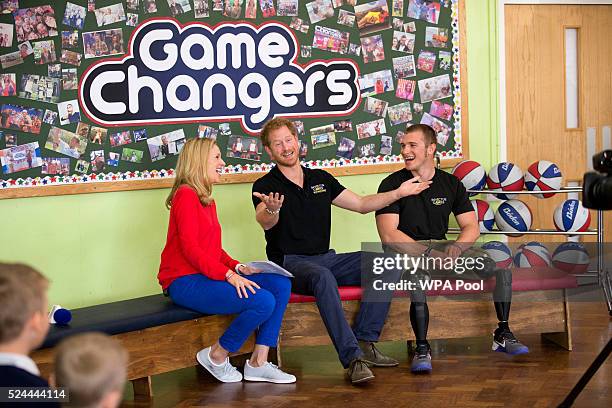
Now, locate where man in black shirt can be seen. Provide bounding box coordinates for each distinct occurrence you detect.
[252,118,431,384]
[376,124,528,373]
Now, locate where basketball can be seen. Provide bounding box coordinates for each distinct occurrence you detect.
[552,242,590,274]
[553,199,591,232]
[486,162,524,200]
[471,199,495,232]
[494,199,532,236]
[524,160,563,198]
[481,241,513,269]
[452,160,487,196]
[514,242,551,267]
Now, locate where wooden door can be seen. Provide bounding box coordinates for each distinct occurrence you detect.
[505,4,612,243]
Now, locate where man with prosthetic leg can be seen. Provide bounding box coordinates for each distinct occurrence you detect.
[375,124,529,374]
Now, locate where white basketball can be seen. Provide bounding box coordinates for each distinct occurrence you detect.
[486,162,524,200]
[471,199,495,232]
[514,242,551,268]
[494,200,532,236]
[552,242,590,274]
[481,241,513,269]
[452,160,487,196]
[553,199,591,232]
[524,160,563,199]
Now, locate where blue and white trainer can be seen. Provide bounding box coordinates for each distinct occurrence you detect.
[492,329,529,355]
[244,360,296,383]
[411,344,432,373]
[196,347,243,383]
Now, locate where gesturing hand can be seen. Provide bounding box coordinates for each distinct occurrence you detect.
[397,176,431,198]
[237,264,262,275]
[253,192,285,213]
[227,274,261,299]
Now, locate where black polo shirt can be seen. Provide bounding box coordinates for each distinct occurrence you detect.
[375,168,473,240]
[252,166,346,265]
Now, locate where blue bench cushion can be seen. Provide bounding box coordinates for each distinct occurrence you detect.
[41,294,204,349]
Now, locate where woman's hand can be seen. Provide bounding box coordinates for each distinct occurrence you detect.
[237,264,262,275]
[227,274,260,299]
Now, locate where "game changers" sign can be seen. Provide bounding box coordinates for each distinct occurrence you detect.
[79,19,360,134]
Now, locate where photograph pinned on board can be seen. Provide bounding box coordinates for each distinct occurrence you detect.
[417,50,436,73]
[395,78,416,100]
[337,9,355,27]
[75,122,90,141]
[356,118,385,139]
[219,122,231,136]
[421,112,451,145]
[75,159,89,174]
[0,22,13,47]
[82,29,124,58]
[335,136,355,159]
[392,18,415,32]
[0,141,42,174]
[0,104,43,134]
[0,50,23,69]
[197,125,218,140]
[395,130,405,143]
[61,30,79,48]
[348,43,361,56]
[360,34,384,63]
[0,0,18,14]
[147,129,186,161]
[391,0,403,16]
[90,149,105,172]
[379,135,393,155]
[407,0,441,24]
[418,74,452,103]
[109,130,132,147]
[107,151,120,166]
[0,73,16,96]
[306,0,333,24]
[299,140,308,158]
[331,0,342,7]
[223,0,244,19]
[391,31,415,53]
[133,128,148,142]
[311,132,336,149]
[292,120,304,136]
[289,17,305,30]
[18,41,33,58]
[363,97,388,117]
[167,0,191,16]
[310,124,335,135]
[354,0,391,36]
[89,126,107,144]
[57,100,81,125]
[277,0,297,16]
[60,49,82,66]
[2,131,16,147]
[45,126,87,158]
[13,5,58,42]
[41,157,70,175]
[194,0,210,17]
[425,26,449,48]
[439,50,451,70]
[47,62,60,76]
[312,26,349,54]
[61,68,77,90]
[393,55,416,79]
[359,143,376,157]
[121,147,144,163]
[42,109,57,125]
[387,101,413,126]
[126,0,139,11]
[213,0,223,11]
[301,45,312,58]
[63,2,86,30]
[32,40,56,64]
[88,0,96,12]
[259,0,276,17]
[144,0,158,13]
[413,102,423,113]
[126,13,139,26]
[226,135,263,161]
[359,69,393,97]
[244,0,256,18]
[94,3,126,26]
[333,119,353,133]
[430,100,454,121]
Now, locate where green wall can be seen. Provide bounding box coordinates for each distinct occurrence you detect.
[0,0,500,309]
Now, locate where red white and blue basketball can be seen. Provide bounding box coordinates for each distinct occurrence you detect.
[481,241,513,269]
[552,242,590,274]
[553,199,591,233]
[524,160,563,198]
[452,160,487,196]
[494,200,532,236]
[471,199,495,232]
[486,162,524,200]
[514,242,552,267]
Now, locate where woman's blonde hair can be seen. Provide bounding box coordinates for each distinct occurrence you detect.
[166,138,218,209]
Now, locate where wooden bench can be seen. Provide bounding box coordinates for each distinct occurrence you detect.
[32,268,575,397]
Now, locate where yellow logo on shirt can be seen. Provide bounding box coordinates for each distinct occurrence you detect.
[311,184,327,194]
[431,197,447,206]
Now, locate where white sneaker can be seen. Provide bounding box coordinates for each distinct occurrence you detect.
[196,347,243,383]
[243,360,296,384]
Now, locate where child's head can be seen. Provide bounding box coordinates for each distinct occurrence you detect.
[0,263,49,352]
[54,333,128,408]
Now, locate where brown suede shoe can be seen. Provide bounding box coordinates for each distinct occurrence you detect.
[359,341,399,367]
[346,358,375,384]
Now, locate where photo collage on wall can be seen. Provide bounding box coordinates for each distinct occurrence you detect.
[0,0,461,190]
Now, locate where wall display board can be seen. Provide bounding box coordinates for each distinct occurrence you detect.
[0,0,467,198]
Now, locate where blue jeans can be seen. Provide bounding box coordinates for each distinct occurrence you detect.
[284,250,399,368]
[168,273,291,353]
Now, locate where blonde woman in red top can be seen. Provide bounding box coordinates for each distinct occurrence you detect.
[158,138,295,384]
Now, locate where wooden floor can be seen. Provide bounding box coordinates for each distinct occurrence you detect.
[121,301,611,408]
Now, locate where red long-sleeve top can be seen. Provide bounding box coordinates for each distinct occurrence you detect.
[158,185,240,290]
